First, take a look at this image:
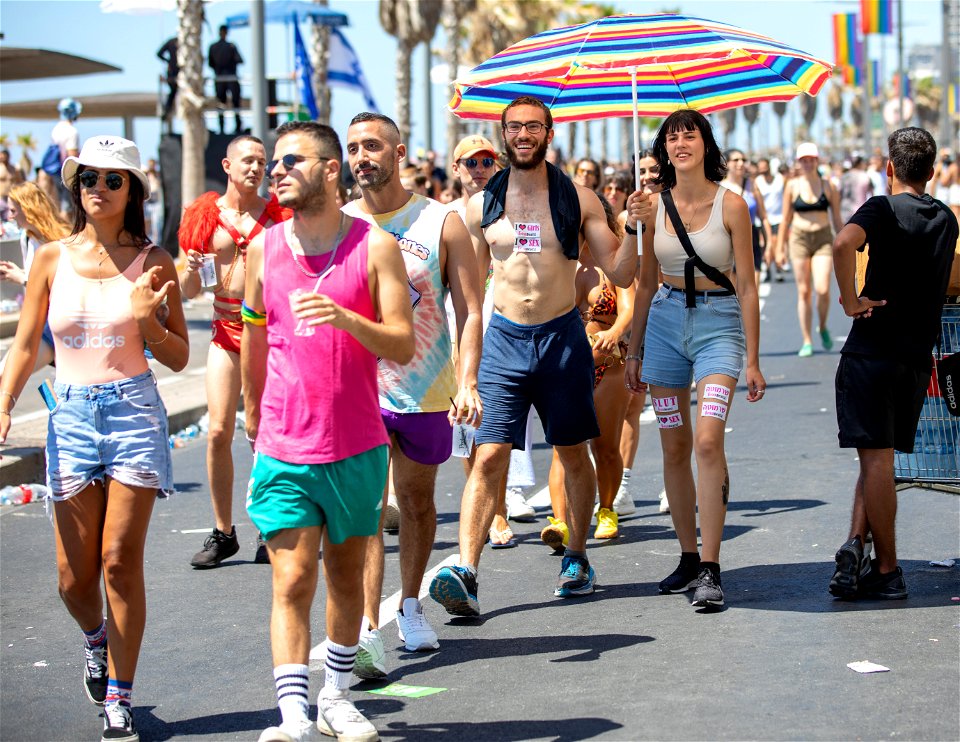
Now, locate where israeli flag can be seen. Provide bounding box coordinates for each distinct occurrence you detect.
[293,19,319,120]
[328,28,379,113]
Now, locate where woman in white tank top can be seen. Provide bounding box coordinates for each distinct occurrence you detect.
[623,109,765,611]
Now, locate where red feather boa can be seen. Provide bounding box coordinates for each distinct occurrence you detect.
[178,192,291,254]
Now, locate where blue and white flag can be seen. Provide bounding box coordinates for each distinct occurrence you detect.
[293,18,319,120]
[328,28,379,112]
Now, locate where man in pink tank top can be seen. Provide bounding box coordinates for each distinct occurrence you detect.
[178,135,291,569]
[241,121,413,742]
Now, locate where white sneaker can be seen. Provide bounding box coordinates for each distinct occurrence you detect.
[612,484,636,516]
[525,486,552,509]
[258,718,320,742]
[396,597,439,651]
[317,688,379,742]
[658,489,670,514]
[353,627,387,679]
[505,487,536,522]
[383,493,400,533]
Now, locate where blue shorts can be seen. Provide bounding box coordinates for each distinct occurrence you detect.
[641,284,745,389]
[46,370,174,500]
[476,308,599,449]
[381,409,452,466]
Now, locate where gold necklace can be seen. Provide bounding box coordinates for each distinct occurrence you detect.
[678,191,713,231]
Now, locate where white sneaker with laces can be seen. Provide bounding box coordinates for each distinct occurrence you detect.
[612,484,636,516]
[658,489,670,513]
[383,493,400,532]
[505,487,536,522]
[396,597,439,651]
[317,687,379,742]
[257,718,320,742]
[353,626,387,679]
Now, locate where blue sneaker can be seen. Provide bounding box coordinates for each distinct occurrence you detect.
[429,565,480,617]
[554,555,596,597]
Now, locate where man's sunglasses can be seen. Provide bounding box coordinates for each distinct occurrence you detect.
[461,157,495,169]
[267,153,332,178]
[78,170,125,191]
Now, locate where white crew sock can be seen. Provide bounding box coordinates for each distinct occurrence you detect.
[274,663,309,726]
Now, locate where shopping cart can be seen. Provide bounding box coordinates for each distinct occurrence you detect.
[894,301,960,494]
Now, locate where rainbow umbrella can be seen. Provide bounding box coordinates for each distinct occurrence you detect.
[449,13,832,183]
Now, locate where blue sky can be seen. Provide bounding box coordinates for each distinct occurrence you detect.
[0,0,947,164]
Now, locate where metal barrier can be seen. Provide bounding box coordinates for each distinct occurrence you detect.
[895,302,960,493]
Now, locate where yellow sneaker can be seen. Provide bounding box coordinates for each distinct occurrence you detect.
[595,508,619,539]
[540,517,569,552]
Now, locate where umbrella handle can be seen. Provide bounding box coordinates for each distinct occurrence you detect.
[631,67,640,190]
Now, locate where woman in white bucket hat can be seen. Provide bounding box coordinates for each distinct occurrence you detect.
[0,135,189,742]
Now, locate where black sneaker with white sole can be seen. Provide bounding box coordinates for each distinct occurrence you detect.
[858,562,908,600]
[253,533,271,565]
[658,553,700,594]
[101,702,138,742]
[691,567,724,608]
[84,641,108,706]
[190,527,239,569]
[828,536,867,599]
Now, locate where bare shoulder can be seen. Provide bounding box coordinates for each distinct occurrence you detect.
[144,243,176,271]
[721,187,750,222]
[367,221,400,257]
[576,181,604,220]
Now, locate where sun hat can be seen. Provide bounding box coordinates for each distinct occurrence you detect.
[61,136,150,199]
[795,142,820,160]
[57,97,82,121]
[452,135,496,163]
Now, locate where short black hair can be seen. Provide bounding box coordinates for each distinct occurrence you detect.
[349,112,401,141]
[219,24,228,34]
[70,169,147,243]
[887,127,937,185]
[275,121,342,162]
[501,96,553,130]
[651,109,726,190]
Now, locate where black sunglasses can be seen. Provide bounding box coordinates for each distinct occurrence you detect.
[461,157,495,169]
[78,170,125,191]
[267,153,331,178]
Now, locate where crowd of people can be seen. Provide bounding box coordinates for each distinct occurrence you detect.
[0,93,957,742]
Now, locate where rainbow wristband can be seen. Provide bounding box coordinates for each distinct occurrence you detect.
[240,301,266,326]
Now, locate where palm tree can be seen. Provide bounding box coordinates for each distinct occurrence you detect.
[772,101,788,156]
[16,133,36,178]
[177,0,206,207]
[827,84,843,152]
[800,94,817,133]
[913,77,942,131]
[720,107,737,146]
[442,0,476,168]
[311,0,332,124]
[380,0,443,146]
[742,104,760,155]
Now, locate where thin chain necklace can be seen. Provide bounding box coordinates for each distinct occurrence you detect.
[290,214,345,279]
[676,189,714,231]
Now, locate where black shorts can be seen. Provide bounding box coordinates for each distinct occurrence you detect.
[836,353,931,452]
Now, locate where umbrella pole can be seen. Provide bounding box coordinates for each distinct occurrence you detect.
[631,67,640,188]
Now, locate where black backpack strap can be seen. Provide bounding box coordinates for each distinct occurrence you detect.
[661,189,737,308]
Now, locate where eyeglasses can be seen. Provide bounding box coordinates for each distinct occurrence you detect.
[504,121,549,135]
[267,153,333,178]
[576,167,599,176]
[78,170,125,191]
[604,184,624,193]
[461,157,495,169]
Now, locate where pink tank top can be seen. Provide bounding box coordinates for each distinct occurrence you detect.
[256,219,388,465]
[47,243,151,385]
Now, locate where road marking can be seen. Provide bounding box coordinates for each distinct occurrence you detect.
[308,553,459,660]
[178,528,214,534]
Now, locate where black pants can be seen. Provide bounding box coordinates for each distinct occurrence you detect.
[214,80,241,133]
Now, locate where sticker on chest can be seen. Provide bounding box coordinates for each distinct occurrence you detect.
[514,222,542,253]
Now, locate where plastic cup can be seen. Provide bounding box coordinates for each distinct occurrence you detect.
[199,254,218,288]
[288,288,314,337]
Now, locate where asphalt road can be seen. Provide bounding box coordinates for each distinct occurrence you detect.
[2,277,959,742]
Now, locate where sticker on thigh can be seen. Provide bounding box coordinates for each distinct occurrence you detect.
[654,396,683,429]
[701,400,728,421]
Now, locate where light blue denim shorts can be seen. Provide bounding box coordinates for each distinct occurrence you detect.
[46,370,174,500]
[640,283,746,389]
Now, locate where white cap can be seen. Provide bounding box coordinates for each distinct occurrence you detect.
[795,142,820,160]
[61,136,150,199]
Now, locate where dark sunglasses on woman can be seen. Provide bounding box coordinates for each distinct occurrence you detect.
[78,171,125,191]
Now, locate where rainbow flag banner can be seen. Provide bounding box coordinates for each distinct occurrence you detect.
[833,13,861,84]
[861,0,893,35]
[950,83,959,115]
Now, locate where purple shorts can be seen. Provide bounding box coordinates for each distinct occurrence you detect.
[380,409,452,466]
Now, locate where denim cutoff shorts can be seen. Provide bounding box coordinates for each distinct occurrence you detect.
[640,284,746,389]
[46,370,174,500]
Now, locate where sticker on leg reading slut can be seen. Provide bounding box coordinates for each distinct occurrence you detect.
[653,396,679,413]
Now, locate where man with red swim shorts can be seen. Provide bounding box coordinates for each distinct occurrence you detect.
[178,135,290,568]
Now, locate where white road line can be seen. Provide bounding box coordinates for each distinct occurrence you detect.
[178,528,214,534]
[308,553,459,660]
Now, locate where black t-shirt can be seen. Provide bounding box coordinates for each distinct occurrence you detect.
[208,40,243,76]
[842,193,959,359]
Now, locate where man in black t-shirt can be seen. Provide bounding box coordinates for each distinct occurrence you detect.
[156,37,179,130]
[830,127,959,602]
[208,25,243,134]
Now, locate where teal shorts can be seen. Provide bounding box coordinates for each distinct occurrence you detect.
[246,446,388,544]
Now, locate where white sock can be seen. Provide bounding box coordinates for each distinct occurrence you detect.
[274,663,309,726]
[621,468,632,483]
[324,639,357,691]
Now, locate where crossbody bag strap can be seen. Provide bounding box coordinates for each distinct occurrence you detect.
[661,189,737,308]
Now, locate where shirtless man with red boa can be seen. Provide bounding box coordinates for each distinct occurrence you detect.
[179,135,290,568]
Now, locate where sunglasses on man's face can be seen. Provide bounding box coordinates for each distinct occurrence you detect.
[461,157,495,169]
[78,170,125,191]
[267,153,329,178]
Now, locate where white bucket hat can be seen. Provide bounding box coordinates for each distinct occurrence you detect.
[61,136,150,199]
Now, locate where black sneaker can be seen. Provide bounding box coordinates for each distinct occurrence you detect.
[658,554,700,594]
[101,702,138,742]
[83,641,108,706]
[189,527,239,569]
[858,562,908,600]
[691,567,724,608]
[253,533,270,564]
[429,565,480,617]
[829,536,866,599]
